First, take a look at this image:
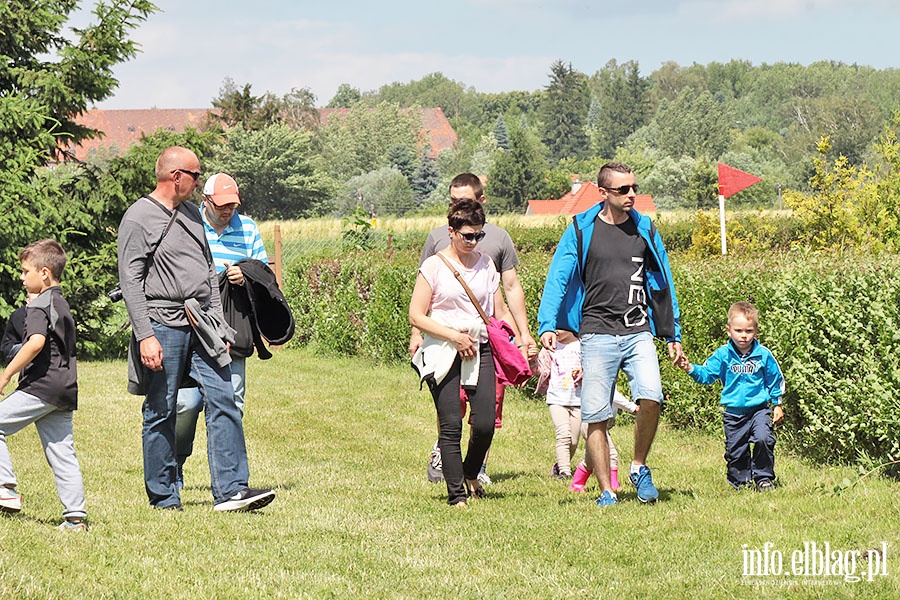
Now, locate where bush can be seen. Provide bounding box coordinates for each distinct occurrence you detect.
[666,251,900,471]
[765,253,900,470]
[285,251,418,362]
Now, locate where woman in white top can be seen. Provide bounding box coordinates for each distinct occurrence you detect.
[409,199,512,507]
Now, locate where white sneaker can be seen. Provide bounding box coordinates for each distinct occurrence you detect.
[427,441,443,483]
[0,486,22,513]
[477,468,492,487]
[213,487,275,512]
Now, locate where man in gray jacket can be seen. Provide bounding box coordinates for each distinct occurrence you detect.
[117,146,274,512]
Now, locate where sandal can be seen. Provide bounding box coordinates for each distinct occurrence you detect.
[466,479,487,499]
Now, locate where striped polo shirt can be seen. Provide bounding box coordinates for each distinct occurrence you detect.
[201,203,268,273]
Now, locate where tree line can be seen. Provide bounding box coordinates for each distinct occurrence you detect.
[5,2,900,357]
[182,57,900,217]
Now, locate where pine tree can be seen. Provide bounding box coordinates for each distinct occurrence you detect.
[493,115,510,151]
[0,0,156,347]
[593,60,650,158]
[387,144,416,181]
[587,96,602,131]
[539,60,591,164]
[488,127,546,211]
[412,146,440,204]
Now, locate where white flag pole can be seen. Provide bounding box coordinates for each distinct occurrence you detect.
[719,194,727,255]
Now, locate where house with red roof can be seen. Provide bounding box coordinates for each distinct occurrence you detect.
[68,109,212,160]
[318,107,457,158]
[526,180,656,216]
[69,107,457,161]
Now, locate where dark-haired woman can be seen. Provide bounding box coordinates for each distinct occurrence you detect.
[409,199,512,507]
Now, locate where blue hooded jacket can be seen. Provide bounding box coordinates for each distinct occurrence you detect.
[687,339,784,410]
[537,202,681,342]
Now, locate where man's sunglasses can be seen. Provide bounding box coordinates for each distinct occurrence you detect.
[602,183,639,195]
[171,168,201,181]
[457,230,486,243]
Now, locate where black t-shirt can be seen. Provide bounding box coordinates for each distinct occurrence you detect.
[580,217,652,336]
[18,287,78,410]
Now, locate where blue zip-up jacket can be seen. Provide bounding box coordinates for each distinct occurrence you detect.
[537,202,681,342]
[687,339,784,410]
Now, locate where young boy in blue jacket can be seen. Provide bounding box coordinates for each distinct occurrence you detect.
[676,301,784,491]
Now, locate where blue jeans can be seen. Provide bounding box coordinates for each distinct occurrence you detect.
[580,331,663,423]
[142,322,249,507]
[723,405,775,488]
[175,356,246,469]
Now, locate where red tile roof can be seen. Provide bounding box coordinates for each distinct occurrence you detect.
[318,107,457,158]
[526,181,656,215]
[69,107,457,161]
[68,109,213,160]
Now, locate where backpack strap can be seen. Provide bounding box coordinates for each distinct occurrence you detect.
[573,216,584,281]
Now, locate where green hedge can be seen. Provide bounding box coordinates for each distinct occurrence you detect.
[282,227,900,472]
[666,252,900,473]
[284,251,418,363]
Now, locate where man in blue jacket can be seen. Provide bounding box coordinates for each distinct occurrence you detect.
[538,162,683,507]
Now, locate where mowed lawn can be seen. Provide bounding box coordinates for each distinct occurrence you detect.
[0,347,898,599]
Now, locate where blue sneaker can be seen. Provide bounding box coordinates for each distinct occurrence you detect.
[595,490,618,507]
[629,465,659,503]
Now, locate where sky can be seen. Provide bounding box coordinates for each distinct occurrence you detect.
[77,0,900,110]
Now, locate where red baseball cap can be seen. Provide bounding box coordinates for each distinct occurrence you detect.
[203,173,241,206]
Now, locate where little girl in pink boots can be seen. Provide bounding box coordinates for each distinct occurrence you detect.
[569,390,639,492]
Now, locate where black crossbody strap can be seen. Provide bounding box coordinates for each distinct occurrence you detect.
[141,195,178,255]
[142,195,212,267]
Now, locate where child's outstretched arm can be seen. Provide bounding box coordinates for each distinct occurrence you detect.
[683,347,726,385]
[612,389,639,414]
[0,333,45,394]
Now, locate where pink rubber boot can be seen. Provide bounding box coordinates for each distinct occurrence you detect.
[569,462,593,492]
[610,468,621,492]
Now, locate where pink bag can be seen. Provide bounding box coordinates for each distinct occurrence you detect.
[436,253,532,386]
[486,317,532,387]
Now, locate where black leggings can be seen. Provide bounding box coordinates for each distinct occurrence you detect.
[429,343,495,505]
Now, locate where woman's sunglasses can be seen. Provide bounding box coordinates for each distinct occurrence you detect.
[457,230,486,243]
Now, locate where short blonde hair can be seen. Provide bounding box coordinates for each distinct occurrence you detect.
[728,301,759,328]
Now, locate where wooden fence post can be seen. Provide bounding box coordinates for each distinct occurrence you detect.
[274,224,283,289]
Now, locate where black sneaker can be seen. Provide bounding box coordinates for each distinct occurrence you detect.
[756,479,775,492]
[214,487,276,512]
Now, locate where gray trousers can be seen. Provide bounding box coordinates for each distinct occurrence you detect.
[0,390,86,518]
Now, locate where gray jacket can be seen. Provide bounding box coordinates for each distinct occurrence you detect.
[185,298,236,368]
[117,196,222,342]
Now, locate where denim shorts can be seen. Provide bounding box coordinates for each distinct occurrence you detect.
[580,331,663,423]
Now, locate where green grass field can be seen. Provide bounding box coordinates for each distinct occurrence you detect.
[0,348,897,599]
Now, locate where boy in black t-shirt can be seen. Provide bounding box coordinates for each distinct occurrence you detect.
[0,240,86,531]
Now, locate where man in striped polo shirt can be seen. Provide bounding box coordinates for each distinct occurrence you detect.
[174,172,268,488]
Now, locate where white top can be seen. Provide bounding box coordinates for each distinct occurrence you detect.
[419,252,499,344]
[546,339,583,407]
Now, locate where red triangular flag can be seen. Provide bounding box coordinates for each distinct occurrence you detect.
[718,162,761,199]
